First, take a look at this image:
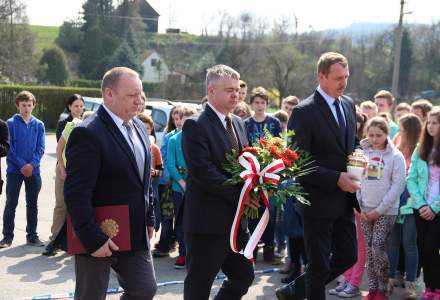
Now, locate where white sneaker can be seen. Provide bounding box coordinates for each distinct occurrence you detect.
[329,281,347,295]
[338,283,360,298]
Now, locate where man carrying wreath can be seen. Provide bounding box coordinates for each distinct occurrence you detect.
[182,64,254,300]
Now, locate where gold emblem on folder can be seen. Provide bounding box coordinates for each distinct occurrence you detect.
[100,219,119,238]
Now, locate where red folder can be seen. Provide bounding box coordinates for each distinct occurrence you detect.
[67,205,131,254]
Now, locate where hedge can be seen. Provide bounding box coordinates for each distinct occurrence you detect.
[0,85,101,129]
[0,81,205,129]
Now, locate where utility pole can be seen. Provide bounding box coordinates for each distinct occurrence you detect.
[391,0,405,98]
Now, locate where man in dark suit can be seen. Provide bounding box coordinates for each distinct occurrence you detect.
[64,67,157,300]
[276,52,360,300]
[182,64,254,300]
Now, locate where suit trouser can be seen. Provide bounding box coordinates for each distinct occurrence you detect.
[302,210,357,300]
[74,250,157,300]
[50,166,65,240]
[184,233,254,300]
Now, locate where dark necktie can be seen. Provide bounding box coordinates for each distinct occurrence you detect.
[334,98,347,148]
[225,115,240,152]
[122,122,145,179]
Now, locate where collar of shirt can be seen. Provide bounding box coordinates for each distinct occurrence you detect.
[317,86,346,125]
[207,102,229,129]
[317,86,339,106]
[103,103,133,132]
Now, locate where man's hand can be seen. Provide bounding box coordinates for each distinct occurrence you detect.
[91,239,119,257]
[147,226,154,240]
[20,164,33,177]
[337,172,359,193]
[419,206,435,221]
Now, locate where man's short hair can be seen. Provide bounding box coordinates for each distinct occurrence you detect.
[282,95,299,107]
[374,90,395,106]
[205,64,240,90]
[101,67,140,93]
[249,86,269,104]
[317,52,348,75]
[360,100,378,111]
[15,90,36,105]
[395,102,411,112]
[239,80,247,88]
[411,99,433,117]
[273,110,289,123]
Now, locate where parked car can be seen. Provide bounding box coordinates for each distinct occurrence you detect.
[58,97,103,122]
[145,100,174,146]
[414,90,439,101]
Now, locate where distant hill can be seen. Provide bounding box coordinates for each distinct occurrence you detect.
[30,25,60,56]
[324,22,394,39]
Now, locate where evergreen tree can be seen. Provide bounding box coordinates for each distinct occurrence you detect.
[79,0,120,79]
[56,19,83,53]
[38,47,70,85]
[106,41,143,75]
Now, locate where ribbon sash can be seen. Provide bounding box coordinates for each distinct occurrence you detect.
[230,152,285,260]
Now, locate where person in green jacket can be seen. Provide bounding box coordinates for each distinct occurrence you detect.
[387,113,422,299]
[167,106,196,269]
[407,107,440,299]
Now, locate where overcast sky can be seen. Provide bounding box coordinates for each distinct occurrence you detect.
[24,0,439,34]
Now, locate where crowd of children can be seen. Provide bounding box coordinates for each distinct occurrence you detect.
[1,85,440,300]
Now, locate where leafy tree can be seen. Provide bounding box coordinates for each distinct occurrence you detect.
[56,19,83,53]
[0,0,36,82]
[37,47,69,85]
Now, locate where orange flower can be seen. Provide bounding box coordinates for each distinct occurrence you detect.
[259,138,268,145]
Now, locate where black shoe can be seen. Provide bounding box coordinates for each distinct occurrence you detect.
[26,237,44,247]
[152,248,170,257]
[0,238,12,248]
[281,265,301,284]
[42,241,59,256]
[275,272,306,300]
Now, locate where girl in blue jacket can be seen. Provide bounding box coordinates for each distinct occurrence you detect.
[407,107,440,300]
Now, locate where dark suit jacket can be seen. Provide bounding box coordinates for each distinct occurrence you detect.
[288,90,360,219]
[182,104,248,235]
[64,105,154,254]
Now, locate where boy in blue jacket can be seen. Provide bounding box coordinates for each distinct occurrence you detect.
[0,91,45,248]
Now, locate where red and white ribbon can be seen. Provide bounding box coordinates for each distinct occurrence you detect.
[230,151,285,260]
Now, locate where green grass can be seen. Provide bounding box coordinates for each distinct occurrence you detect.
[30,25,60,56]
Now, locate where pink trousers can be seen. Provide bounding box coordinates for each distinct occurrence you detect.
[343,213,366,287]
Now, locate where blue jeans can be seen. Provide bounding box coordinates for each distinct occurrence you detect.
[173,191,186,257]
[2,173,42,241]
[387,213,419,281]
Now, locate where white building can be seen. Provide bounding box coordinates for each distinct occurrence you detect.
[141,50,185,83]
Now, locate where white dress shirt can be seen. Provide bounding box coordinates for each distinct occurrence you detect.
[102,104,145,163]
[317,86,346,127]
[207,102,229,129]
